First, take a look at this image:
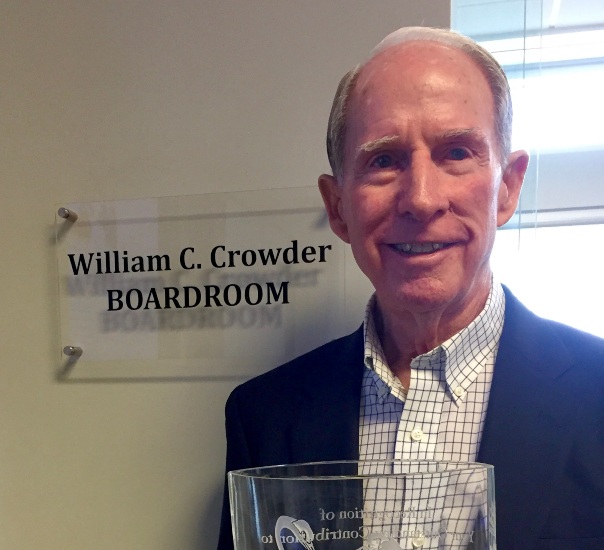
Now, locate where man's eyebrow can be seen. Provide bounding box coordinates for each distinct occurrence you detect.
[358,135,400,154]
[438,127,489,145]
[358,129,490,152]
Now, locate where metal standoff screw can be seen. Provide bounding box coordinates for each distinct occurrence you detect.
[57,207,78,222]
[63,346,83,357]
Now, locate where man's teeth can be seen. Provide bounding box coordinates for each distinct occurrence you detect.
[394,243,445,254]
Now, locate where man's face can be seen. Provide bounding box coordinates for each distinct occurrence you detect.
[320,41,527,321]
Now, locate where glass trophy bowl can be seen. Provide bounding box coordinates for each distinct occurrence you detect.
[228,460,495,550]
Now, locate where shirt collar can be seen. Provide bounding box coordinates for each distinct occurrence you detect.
[363,278,505,400]
[363,295,408,400]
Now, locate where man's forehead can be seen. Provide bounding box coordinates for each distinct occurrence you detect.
[341,39,499,162]
[355,40,481,90]
[348,40,494,125]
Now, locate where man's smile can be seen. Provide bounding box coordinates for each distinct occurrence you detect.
[389,242,453,255]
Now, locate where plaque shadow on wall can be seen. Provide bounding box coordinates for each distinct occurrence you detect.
[55,187,369,382]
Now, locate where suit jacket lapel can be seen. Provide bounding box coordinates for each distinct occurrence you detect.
[289,326,364,463]
[478,288,580,549]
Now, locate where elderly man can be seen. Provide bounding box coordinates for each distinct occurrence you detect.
[218,27,604,549]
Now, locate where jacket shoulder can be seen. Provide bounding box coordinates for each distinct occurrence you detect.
[228,326,364,403]
[502,285,604,380]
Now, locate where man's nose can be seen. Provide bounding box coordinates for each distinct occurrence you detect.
[396,152,449,221]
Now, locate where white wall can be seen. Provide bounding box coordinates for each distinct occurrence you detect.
[0,2,450,548]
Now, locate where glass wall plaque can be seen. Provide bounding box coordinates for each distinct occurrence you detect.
[55,187,367,380]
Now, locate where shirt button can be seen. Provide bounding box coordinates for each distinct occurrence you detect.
[454,386,464,397]
[377,385,389,400]
[410,428,424,442]
[412,534,425,547]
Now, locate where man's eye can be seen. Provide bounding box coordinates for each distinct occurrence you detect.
[448,147,470,161]
[370,154,395,169]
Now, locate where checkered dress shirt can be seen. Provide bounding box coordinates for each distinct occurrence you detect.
[357,281,504,548]
[359,280,505,463]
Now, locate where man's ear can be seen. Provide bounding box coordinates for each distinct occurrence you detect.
[497,150,529,227]
[318,174,351,243]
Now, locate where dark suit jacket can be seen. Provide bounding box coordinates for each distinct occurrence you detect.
[218,287,604,549]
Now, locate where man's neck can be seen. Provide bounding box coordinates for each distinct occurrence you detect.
[374,286,491,386]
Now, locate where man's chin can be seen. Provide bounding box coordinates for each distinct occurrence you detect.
[380,280,463,316]
[377,276,491,322]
